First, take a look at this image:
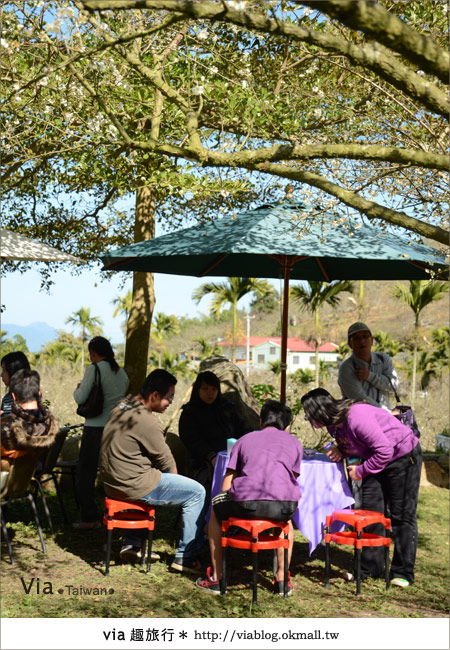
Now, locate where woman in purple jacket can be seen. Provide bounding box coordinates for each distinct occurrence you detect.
[301,388,422,588]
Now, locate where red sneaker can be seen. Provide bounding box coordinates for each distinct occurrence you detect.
[196,567,221,595]
[273,571,293,596]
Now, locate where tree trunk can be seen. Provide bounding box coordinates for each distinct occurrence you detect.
[80,326,85,377]
[410,344,417,409]
[124,186,156,394]
[358,280,365,320]
[231,301,237,363]
[314,307,320,388]
[315,340,320,388]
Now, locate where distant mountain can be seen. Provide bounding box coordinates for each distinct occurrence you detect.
[1,322,58,353]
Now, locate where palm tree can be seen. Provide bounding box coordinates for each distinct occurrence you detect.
[418,326,449,389]
[393,280,448,406]
[372,330,405,358]
[291,280,354,387]
[192,277,270,363]
[65,307,103,375]
[148,349,192,378]
[150,312,180,367]
[41,341,80,367]
[112,290,133,330]
[193,337,221,360]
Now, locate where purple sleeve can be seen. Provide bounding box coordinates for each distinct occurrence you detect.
[293,441,303,475]
[347,410,395,479]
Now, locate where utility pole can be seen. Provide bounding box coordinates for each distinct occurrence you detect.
[245,312,255,377]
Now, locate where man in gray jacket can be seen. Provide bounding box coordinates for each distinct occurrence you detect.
[338,322,400,510]
[338,322,399,409]
[99,369,206,574]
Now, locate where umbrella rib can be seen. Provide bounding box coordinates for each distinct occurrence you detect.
[315,257,330,282]
[408,259,447,279]
[199,253,228,276]
[268,254,308,272]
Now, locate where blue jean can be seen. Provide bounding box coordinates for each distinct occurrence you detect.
[361,442,422,583]
[124,473,206,559]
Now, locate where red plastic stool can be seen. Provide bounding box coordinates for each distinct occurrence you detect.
[103,497,156,576]
[324,509,391,595]
[221,517,290,603]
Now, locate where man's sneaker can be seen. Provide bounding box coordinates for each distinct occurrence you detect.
[391,577,409,588]
[120,545,160,563]
[196,567,221,595]
[273,571,293,597]
[170,555,203,574]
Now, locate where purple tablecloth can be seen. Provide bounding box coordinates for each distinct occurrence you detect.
[209,450,354,555]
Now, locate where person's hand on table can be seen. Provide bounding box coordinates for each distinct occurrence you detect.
[326,444,343,462]
[348,465,362,481]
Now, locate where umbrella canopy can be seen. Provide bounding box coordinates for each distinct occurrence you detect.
[101,199,446,281]
[0,229,82,263]
[100,198,447,399]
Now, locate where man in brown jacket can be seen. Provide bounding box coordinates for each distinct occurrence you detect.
[99,369,206,573]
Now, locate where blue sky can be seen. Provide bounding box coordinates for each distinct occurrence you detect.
[1,265,258,346]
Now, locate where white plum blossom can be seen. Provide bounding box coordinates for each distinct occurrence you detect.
[45,19,63,34]
[242,79,247,89]
[197,29,208,40]
[192,85,204,95]
[226,1,247,10]
[313,109,322,118]
[0,38,10,49]
[303,7,313,16]
[210,66,218,74]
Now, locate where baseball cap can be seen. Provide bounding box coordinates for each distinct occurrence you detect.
[347,322,371,338]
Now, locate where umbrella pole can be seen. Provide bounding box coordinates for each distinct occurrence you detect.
[280,259,291,403]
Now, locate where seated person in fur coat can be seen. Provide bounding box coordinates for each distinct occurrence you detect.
[1,369,59,471]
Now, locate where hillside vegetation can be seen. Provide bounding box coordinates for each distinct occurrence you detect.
[1,280,448,452]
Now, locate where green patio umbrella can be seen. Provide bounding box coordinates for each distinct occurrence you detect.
[101,194,447,400]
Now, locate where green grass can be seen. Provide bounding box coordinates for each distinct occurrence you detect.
[1,486,448,619]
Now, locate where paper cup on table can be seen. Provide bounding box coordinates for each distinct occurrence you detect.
[227,438,237,455]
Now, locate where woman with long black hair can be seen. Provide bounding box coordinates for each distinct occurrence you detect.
[179,371,249,492]
[73,336,129,529]
[301,388,422,588]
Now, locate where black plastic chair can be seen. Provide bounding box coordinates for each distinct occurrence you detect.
[33,424,82,524]
[1,453,48,563]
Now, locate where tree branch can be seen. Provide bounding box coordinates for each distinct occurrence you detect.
[250,160,449,245]
[301,0,449,83]
[80,0,449,117]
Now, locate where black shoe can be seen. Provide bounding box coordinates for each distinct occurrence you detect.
[273,571,293,597]
[120,545,160,563]
[170,556,203,574]
[196,567,222,595]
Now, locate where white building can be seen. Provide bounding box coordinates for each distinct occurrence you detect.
[217,336,339,373]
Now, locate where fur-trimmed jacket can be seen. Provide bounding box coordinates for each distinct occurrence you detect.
[1,401,59,454]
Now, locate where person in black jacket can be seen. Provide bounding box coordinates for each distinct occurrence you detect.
[179,371,249,492]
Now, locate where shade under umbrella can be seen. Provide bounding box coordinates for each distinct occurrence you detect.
[100,197,447,399]
[1,229,83,263]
